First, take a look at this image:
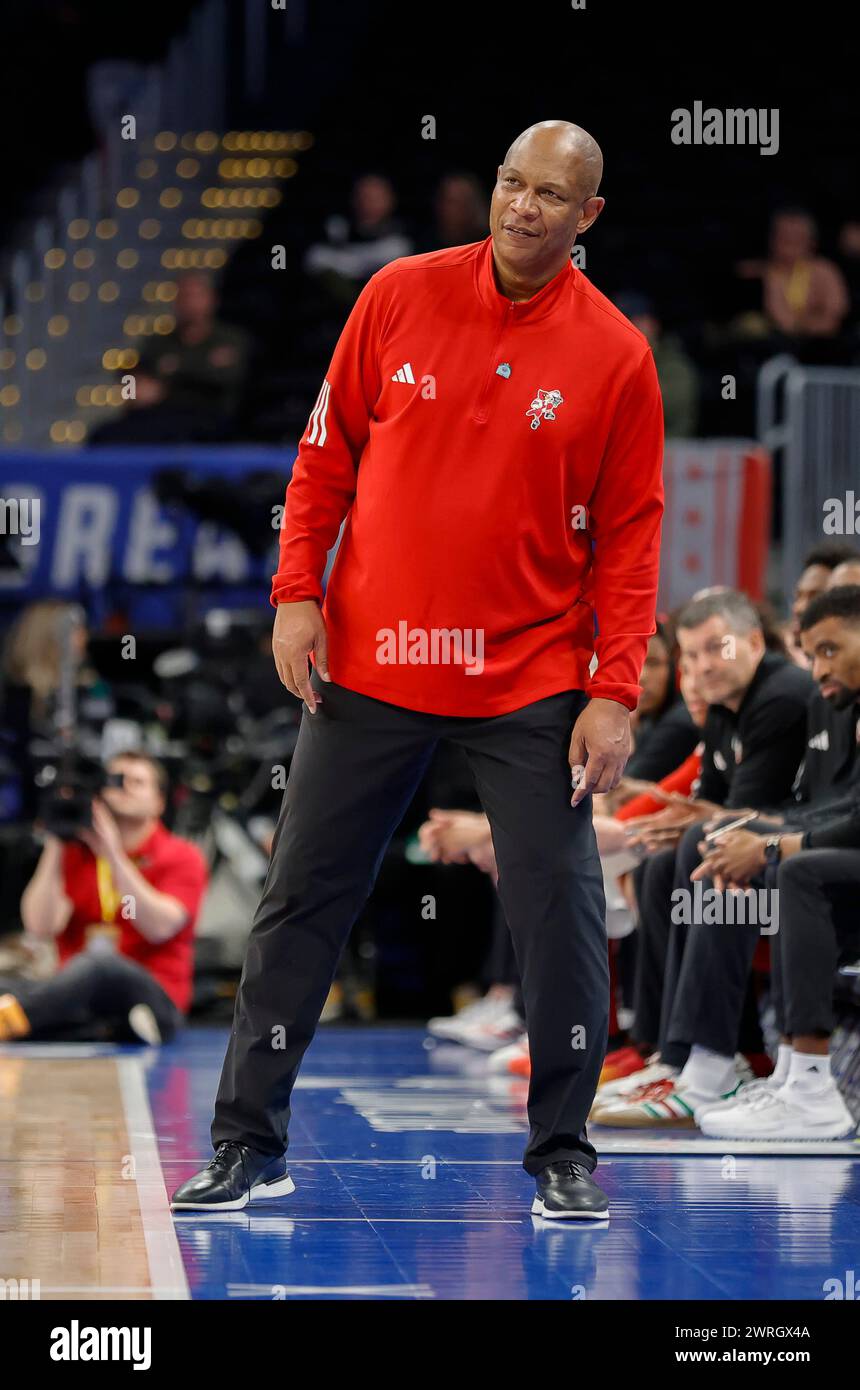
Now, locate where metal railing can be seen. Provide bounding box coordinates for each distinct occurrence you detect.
[757,356,860,600]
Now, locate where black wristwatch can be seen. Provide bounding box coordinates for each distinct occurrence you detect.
[763,834,783,867]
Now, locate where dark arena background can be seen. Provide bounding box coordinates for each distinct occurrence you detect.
[0,0,859,1350]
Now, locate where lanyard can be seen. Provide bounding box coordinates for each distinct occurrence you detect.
[95,856,122,924]
[785,261,811,312]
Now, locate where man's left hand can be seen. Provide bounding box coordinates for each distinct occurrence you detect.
[569,698,631,807]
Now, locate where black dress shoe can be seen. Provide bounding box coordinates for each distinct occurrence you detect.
[532,1161,610,1220]
[171,1142,295,1211]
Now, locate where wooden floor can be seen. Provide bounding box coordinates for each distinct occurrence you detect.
[0,1052,186,1300]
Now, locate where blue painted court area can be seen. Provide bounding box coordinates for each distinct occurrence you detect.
[150,1026,860,1301]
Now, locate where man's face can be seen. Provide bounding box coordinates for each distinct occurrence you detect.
[437,177,484,232]
[102,759,163,823]
[175,275,215,327]
[680,669,708,728]
[353,176,394,225]
[770,214,814,264]
[800,616,860,708]
[792,564,831,628]
[489,139,601,282]
[677,615,764,707]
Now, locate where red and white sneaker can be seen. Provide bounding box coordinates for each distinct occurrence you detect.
[427,990,514,1044]
[592,1077,698,1127]
[594,1056,754,1129]
[599,1046,647,1086]
[487,1032,530,1076]
[427,991,524,1052]
[455,1005,525,1052]
[590,1055,678,1119]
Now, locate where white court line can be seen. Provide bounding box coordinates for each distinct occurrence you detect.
[117,1057,190,1301]
[0,1042,119,1058]
[173,1215,522,1225]
[227,1282,435,1298]
[34,1286,187,1295]
[594,1134,858,1155]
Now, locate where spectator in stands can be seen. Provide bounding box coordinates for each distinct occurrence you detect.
[597,668,708,853]
[835,217,860,328]
[422,173,488,251]
[828,557,860,589]
[303,173,413,306]
[682,586,860,1139]
[3,599,86,720]
[88,273,250,445]
[615,293,699,437]
[596,590,814,1123]
[0,600,112,820]
[620,621,699,784]
[0,752,208,1045]
[735,208,850,339]
[785,542,860,664]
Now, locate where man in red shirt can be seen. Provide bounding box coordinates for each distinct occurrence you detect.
[174,120,664,1219]
[0,752,208,1045]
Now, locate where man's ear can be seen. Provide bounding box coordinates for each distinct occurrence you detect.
[577,196,605,234]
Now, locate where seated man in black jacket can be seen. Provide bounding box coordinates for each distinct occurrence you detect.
[595,590,814,1124]
[690,587,860,1139]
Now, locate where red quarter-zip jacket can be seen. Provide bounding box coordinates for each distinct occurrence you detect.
[272,235,664,715]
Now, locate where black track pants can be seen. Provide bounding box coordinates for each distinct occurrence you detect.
[213,675,609,1176]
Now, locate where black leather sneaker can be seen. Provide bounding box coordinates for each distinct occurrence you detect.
[171,1142,295,1211]
[532,1161,610,1220]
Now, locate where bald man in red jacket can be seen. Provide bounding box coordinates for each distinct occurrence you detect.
[173,120,664,1220]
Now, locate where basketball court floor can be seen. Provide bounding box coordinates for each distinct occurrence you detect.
[1,1026,858,1301]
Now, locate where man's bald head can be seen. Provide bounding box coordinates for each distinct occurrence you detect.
[503,121,603,200]
[490,119,606,297]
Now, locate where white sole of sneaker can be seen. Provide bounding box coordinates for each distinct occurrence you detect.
[701,1122,856,1142]
[128,1004,162,1046]
[593,1113,697,1129]
[171,1172,295,1212]
[461,1035,524,1054]
[531,1197,610,1221]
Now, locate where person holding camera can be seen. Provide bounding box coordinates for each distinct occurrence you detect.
[0,753,208,1045]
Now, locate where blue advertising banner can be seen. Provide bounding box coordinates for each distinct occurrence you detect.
[0,446,298,629]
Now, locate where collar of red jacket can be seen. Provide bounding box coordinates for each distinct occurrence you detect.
[474,234,576,322]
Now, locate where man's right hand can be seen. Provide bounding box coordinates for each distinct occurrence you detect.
[272,600,331,713]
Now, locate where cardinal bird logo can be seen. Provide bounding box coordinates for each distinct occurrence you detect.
[526,388,564,430]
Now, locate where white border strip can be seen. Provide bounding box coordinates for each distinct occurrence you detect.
[593,1133,858,1155]
[117,1057,190,1301]
[227,1282,435,1298]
